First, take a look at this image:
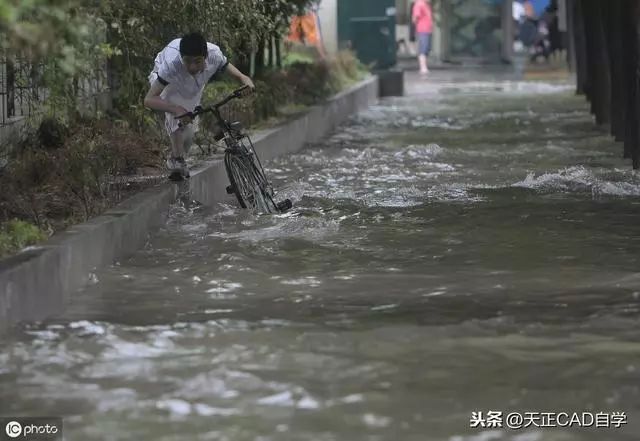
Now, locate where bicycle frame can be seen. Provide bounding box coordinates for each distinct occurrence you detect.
[176,86,291,213]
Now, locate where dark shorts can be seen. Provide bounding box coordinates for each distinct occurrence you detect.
[417,32,432,55]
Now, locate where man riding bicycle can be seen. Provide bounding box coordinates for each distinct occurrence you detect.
[144,32,255,180]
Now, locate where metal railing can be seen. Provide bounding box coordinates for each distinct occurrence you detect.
[0,53,111,165]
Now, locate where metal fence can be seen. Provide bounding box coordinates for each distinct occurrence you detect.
[0,56,45,137]
[0,53,111,165]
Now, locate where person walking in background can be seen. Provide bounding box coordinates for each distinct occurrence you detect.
[513,0,527,52]
[513,0,526,23]
[524,0,536,18]
[412,0,433,77]
[409,1,417,55]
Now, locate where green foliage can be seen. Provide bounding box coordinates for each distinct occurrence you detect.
[202,50,369,131]
[91,0,315,123]
[0,220,47,257]
[1,1,86,60]
[0,116,163,230]
[0,0,315,125]
[0,1,109,85]
[328,50,369,92]
[282,49,316,67]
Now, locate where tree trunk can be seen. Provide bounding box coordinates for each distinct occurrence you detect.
[255,38,266,76]
[275,36,282,68]
[268,36,274,68]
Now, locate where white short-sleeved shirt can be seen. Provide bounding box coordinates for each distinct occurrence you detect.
[513,1,526,21]
[149,38,228,133]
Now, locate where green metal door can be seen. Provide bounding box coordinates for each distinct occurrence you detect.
[337,0,397,68]
[447,0,504,59]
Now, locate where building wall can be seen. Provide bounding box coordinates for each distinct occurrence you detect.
[319,0,511,64]
[317,0,339,55]
[446,0,504,59]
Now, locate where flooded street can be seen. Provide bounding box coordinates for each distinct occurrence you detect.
[2,70,640,440]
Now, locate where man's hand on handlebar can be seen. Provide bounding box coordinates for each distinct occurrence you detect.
[172,105,193,126]
[173,84,255,127]
[239,76,255,96]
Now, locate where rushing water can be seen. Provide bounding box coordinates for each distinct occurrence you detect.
[1,71,640,441]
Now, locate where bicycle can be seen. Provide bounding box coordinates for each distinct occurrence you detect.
[176,86,292,214]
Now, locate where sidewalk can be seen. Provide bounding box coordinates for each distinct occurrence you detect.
[397,54,573,98]
[397,52,572,83]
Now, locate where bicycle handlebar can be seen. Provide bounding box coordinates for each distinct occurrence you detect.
[213,85,251,109]
[175,85,251,123]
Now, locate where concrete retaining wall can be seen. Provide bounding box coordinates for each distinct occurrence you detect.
[0,76,379,330]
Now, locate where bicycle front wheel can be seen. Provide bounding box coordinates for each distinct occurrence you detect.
[225,153,277,213]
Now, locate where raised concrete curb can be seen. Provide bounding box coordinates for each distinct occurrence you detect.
[0,76,379,330]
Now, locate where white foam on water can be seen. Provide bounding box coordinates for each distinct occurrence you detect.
[513,166,640,197]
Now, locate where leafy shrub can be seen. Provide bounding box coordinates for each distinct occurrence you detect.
[201,50,369,132]
[0,220,48,257]
[0,117,163,230]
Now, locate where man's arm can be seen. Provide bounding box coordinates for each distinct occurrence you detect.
[224,63,255,91]
[143,80,192,124]
[144,80,184,114]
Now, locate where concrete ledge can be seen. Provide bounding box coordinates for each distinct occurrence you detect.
[0,76,379,330]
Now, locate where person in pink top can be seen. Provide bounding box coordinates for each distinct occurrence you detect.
[412,0,433,76]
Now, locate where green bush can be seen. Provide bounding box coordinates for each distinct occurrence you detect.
[328,50,369,92]
[282,48,316,66]
[0,116,163,230]
[201,50,369,132]
[0,220,48,257]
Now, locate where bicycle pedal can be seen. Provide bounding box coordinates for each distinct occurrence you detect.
[276,199,293,212]
[169,171,185,182]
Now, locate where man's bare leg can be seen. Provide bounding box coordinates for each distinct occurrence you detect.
[419,54,429,75]
[168,126,194,178]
